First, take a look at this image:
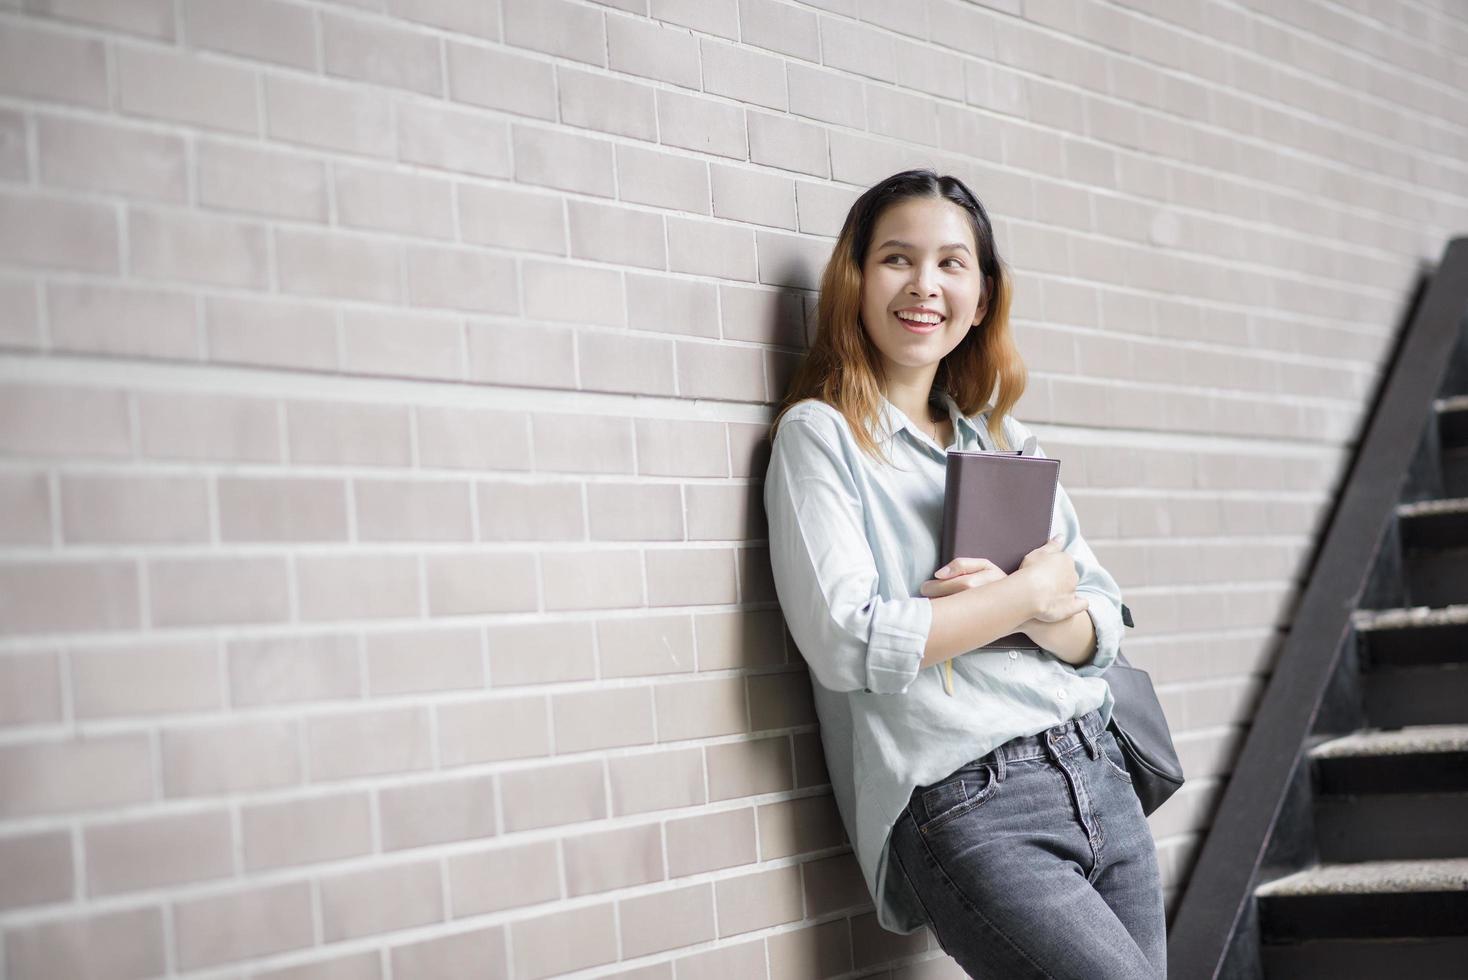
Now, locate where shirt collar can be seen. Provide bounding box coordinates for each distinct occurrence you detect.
[876,389,987,448]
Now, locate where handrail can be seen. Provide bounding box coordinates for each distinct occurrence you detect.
[1165,236,1468,979]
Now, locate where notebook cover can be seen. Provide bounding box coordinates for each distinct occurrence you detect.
[939,450,1060,650]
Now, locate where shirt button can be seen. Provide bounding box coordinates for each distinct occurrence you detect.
[1009,650,1018,660]
[1056,689,1067,700]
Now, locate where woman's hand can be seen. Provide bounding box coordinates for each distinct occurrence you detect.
[1018,535,1090,623]
[920,556,1007,598]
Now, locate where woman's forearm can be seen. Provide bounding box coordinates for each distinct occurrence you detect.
[919,571,1039,670]
[1020,610,1098,667]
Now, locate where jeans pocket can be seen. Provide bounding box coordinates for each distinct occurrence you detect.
[916,762,1000,835]
[1100,731,1134,784]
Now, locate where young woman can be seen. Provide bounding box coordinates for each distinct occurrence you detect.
[763,169,1165,979]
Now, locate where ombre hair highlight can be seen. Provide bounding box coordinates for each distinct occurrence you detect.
[769,169,1026,464]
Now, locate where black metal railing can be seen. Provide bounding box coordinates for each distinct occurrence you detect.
[1165,236,1468,979]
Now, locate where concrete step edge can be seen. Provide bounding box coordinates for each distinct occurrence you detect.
[1256,857,1468,897]
[1310,725,1468,759]
[1398,497,1468,517]
[1437,395,1468,413]
[1352,603,1468,631]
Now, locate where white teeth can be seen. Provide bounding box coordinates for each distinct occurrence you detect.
[896,311,942,325]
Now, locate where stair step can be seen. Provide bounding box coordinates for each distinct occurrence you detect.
[1364,664,1468,728]
[1311,724,1468,793]
[1256,858,1468,940]
[1311,725,1468,756]
[1397,498,1468,606]
[1262,936,1468,979]
[1438,395,1468,451]
[1309,728,1468,863]
[1353,605,1468,667]
[1402,549,1468,606]
[1316,794,1468,862]
[1442,448,1468,499]
[1354,609,1468,725]
[1257,857,1468,899]
[1398,497,1468,549]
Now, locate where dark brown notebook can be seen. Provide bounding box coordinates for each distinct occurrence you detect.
[939,446,1059,650]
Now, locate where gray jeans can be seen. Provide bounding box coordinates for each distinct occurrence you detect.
[889,708,1167,979]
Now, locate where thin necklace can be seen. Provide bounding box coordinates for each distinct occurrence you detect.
[924,408,944,445]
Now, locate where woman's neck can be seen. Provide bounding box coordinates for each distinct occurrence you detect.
[883,378,941,429]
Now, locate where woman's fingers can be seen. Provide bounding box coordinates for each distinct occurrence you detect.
[1021,536,1063,564]
[923,576,978,597]
[1030,592,1090,622]
[923,562,1008,598]
[934,556,996,579]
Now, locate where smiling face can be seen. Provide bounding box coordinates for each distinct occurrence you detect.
[859,195,989,384]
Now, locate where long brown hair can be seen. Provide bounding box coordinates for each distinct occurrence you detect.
[769,169,1025,463]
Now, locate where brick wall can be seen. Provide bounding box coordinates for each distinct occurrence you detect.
[1,0,1465,977]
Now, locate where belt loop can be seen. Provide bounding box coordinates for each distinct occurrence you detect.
[1068,716,1089,758]
[993,752,1006,783]
[1080,721,1100,760]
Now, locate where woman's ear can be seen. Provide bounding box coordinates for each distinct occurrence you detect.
[974,274,994,325]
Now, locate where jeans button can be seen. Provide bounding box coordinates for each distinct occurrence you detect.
[1008,650,1018,660]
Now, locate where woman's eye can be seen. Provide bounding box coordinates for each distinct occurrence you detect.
[883,255,963,269]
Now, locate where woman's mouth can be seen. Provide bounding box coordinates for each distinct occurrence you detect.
[894,311,944,334]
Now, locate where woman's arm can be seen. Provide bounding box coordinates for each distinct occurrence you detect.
[1002,415,1125,678]
[919,570,1040,670]
[1018,611,1098,668]
[766,415,935,694]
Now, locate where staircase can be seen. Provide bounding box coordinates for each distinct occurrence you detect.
[1253,392,1468,974]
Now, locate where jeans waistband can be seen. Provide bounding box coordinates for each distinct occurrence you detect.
[970,707,1108,768]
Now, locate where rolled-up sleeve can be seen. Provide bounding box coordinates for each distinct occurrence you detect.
[764,416,932,694]
[1010,418,1123,677]
[1057,481,1123,677]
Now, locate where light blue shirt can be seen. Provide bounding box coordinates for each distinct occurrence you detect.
[763,390,1124,934]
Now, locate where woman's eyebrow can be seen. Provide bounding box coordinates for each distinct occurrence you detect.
[876,239,972,254]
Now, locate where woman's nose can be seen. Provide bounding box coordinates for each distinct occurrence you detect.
[908,263,939,295]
